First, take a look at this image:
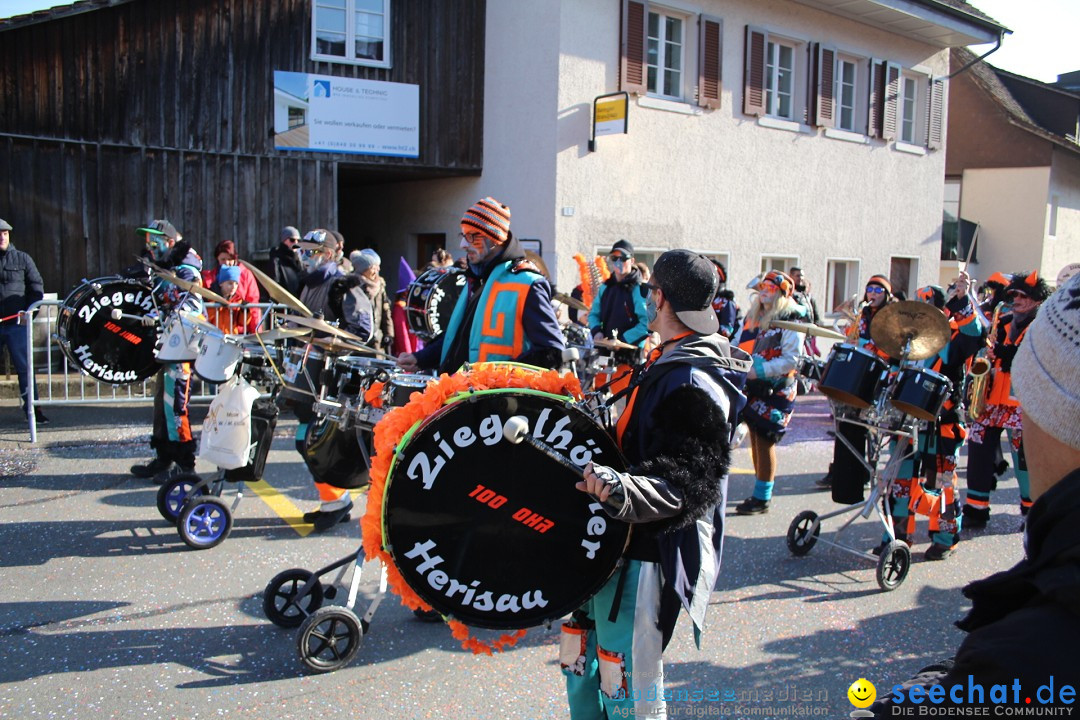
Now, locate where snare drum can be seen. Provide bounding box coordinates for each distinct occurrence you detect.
[405,266,467,339]
[382,372,433,408]
[818,343,888,409]
[381,383,629,629]
[890,367,952,421]
[329,355,398,401]
[56,276,160,385]
[194,330,245,384]
[279,344,327,403]
[155,311,202,363]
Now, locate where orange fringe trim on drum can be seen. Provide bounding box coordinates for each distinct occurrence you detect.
[360,363,583,654]
[363,381,385,408]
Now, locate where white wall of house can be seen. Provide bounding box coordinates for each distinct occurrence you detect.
[1044,150,1080,279]
[365,0,954,306]
[961,166,1051,277]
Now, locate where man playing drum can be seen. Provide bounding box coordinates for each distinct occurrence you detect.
[568,250,749,720]
[130,220,204,484]
[397,196,564,374]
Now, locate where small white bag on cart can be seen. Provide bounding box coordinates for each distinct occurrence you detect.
[198,375,261,469]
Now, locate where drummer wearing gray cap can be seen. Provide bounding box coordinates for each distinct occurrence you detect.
[0,218,46,424]
[566,249,749,720]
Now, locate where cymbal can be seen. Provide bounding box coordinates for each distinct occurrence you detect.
[134,255,165,272]
[242,327,311,343]
[870,301,951,361]
[153,269,230,305]
[309,336,384,356]
[239,259,313,318]
[284,313,367,343]
[594,337,637,351]
[554,292,589,313]
[769,320,847,341]
[524,250,550,280]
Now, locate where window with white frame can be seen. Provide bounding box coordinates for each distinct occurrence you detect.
[647,10,686,100]
[900,75,918,144]
[766,39,796,119]
[312,0,391,68]
[760,256,798,275]
[836,56,858,132]
[826,259,860,314]
[889,257,918,299]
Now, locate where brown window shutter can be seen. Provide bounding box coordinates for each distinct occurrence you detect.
[743,25,767,116]
[816,45,836,128]
[882,61,901,141]
[697,15,723,109]
[867,58,883,138]
[927,77,946,149]
[620,0,648,95]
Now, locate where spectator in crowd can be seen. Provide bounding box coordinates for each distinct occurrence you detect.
[431,248,454,269]
[350,249,394,353]
[789,266,822,325]
[203,240,261,329]
[391,257,423,356]
[0,218,46,423]
[206,265,259,335]
[269,226,303,296]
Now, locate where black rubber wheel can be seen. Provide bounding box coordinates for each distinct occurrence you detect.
[263,569,325,628]
[177,496,233,550]
[296,606,363,673]
[876,541,912,591]
[786,510,820,556]
[156,472,205,522]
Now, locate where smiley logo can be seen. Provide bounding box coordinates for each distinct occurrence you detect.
[846,682,872,708]
[848,678,876,708]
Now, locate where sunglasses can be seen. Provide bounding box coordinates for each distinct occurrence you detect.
[865,286,885,295]
[609,256,629,266]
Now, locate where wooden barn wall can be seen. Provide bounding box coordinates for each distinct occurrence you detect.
[0,0,486,295]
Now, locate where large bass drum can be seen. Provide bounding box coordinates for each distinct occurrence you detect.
[383,386,629,629]
[57,277,160,384]
[405,266,467,340]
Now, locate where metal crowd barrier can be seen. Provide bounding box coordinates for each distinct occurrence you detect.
[24,301,290,443]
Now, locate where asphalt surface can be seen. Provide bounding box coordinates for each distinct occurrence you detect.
[0,393,1028,720]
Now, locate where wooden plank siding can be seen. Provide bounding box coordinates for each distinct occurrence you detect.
[0,0,486,295]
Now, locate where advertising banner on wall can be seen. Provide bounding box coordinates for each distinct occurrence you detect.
[273,71,420,158]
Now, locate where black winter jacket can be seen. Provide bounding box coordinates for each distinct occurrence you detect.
[0,245,44,317]
[873,468,1080,714]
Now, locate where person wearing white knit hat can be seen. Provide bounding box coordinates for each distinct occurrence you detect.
[869,273,1080,716]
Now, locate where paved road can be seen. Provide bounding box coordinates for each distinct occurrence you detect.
[0,394,1027,719]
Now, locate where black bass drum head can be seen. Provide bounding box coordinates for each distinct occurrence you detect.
[384,389,628,629]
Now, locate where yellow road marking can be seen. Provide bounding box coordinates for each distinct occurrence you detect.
[248,480,366,537]
[247,480,313,537]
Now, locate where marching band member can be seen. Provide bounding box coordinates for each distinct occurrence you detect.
[962,270,1051,529]
[886,282,985,560]
[710,259,739,340]
[568,249,748,720]
[398,196,564,374]
[129,220,203,485]
[733,270,806,515]
[817,274,895,503]
[587,240,650,395]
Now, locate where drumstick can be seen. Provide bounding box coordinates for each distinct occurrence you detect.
[503,416,584,477]
[110,308,157,325]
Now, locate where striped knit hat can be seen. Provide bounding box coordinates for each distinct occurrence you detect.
[461,197,512,245]
[866,274,892,294]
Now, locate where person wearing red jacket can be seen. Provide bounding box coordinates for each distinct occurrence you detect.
[202,240,261,330]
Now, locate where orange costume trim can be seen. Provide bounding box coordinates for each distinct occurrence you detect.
[360,363,583,654]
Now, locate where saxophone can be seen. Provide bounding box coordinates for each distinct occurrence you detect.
[965,301,1002,422]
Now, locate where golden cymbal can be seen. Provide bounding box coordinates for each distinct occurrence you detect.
[242,327,311,343]
[239,259,313,317]
[594,337,637,351]
[134,255,165,272]
[524,250,550,280]
[870,301,951,361]
[153,269,230,305]
[284,313,368,343]
[308,336,384,356]
[769,319,848,341]
[554,292,589,313]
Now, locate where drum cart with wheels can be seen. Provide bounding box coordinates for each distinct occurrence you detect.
[786,402,918,591]
[262,546,389,673]
[156,361,281,550]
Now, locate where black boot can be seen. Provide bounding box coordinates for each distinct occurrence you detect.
[131,457,173,478]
